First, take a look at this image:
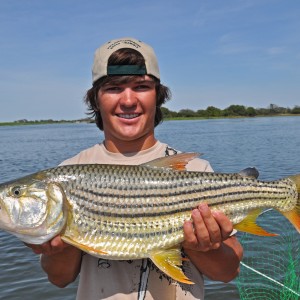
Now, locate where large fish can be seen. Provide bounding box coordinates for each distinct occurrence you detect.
[0,153,299,284]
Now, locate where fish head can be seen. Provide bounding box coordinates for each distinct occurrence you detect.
[0,173,67,244]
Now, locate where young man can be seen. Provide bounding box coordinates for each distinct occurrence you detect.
[28,37,243,300]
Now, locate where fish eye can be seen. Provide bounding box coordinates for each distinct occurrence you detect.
[11,186,22,197]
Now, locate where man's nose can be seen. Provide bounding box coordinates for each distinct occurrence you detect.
[119,88,138,107]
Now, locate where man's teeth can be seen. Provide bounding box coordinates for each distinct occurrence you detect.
[118,114,139,119]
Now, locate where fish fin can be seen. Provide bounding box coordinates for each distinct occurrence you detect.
[233,208,278,236]
[150,246,194,284]
[141,153,200,171]
[61,236,108,255]
[282,208,300,233]
[238,167,259,179]
[284,174,300,233]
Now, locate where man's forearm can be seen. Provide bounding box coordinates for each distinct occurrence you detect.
[185,236,243,283]
[41,246,82,288]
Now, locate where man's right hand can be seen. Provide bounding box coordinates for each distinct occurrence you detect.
[25,235,70,256]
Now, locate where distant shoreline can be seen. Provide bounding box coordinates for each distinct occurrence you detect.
[0,114,299,127]
[0,119,94,127]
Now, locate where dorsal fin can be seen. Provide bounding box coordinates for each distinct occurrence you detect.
[141,153,200,171]
[238,167,259,179]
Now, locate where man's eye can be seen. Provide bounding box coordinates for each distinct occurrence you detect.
[105,87,121,92]
[135,85,150,91]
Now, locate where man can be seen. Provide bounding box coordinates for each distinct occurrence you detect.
[28,37,243,300]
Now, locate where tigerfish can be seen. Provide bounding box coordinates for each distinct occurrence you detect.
[0,153,299,284]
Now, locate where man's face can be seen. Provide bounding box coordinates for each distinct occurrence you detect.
[97,75,157,147]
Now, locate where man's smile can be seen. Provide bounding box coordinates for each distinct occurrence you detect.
[116,113,141,119]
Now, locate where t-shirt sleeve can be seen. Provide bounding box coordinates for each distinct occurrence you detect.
[186,158,214,172]
[59,154,82,166]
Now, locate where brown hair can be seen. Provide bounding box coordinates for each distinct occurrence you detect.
[84,48,171,130]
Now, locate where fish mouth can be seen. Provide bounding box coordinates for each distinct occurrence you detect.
[116,113,141,120]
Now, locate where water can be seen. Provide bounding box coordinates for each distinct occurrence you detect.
[0,116,299,299]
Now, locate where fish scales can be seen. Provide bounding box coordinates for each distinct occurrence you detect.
[38,163,297,259]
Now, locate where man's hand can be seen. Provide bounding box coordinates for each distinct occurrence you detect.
[25,236,82,287]
[25,236,69,256]
[182,203,234,252]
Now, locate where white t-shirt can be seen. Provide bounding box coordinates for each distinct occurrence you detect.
[61,141,213,300]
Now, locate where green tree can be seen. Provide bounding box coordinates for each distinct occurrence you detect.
[178,109,197,117]
[246,107,256,117]
[161,107,178,118]
[205,106,223,117]
[291,106,300,114]
[196,109,207,117]
[224,105,247,116]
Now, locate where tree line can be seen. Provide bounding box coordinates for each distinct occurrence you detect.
[161,104,300,118]
[3,103,299,126]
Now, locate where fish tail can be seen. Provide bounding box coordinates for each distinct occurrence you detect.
[233,174,300,236]
[281,174,300,233]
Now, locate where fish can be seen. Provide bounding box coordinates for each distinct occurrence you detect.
[0,153,299,285]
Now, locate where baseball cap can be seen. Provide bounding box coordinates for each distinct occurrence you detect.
[92,37,160,83]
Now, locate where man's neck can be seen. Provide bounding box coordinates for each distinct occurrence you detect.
[103,135,157,154]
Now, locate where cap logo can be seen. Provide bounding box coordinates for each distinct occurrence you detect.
[107,39,141,50]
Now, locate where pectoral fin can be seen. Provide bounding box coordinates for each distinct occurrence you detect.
[233,208,278,236]
[150,246,194,284]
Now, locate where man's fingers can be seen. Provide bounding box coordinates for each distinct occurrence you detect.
[25,242,52,255]
[198,204,222,244]
[24,236,67,256]
[183,204,234,252]
[212,211,234,240]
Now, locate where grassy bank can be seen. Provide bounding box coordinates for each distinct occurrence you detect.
[0,120,89,126]
[164,113,300,121]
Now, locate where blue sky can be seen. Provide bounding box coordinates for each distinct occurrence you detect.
[0,0,299,121]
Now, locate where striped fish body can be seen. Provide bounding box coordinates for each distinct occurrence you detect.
[0,153,299,284]
[55,163,298,260]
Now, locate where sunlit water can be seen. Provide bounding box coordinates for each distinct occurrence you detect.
[0,116,299,299]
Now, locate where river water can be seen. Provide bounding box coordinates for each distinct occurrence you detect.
[0,116,299,299]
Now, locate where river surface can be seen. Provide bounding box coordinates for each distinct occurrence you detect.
[0,116,299,299]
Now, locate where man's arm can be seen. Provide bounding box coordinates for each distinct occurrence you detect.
[182,203,243,282]
[26,236,82,288]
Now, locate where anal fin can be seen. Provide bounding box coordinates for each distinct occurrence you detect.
[150,246,194,285]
